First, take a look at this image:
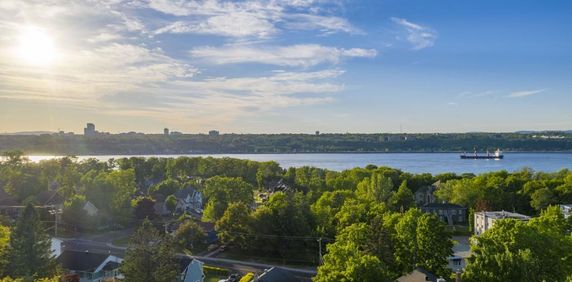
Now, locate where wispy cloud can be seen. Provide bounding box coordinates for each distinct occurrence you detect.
[190,44,377,67]
[391,17,437,50]
[508,89,546,98]
[150,0,360,38]
[0,0,369,131]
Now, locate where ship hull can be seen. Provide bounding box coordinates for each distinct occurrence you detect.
[460,155,503,159]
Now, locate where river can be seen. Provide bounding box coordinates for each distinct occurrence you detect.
[24,153,572,174]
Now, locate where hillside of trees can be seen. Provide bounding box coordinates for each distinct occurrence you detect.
[1,132,571,155]
[0,152,571,281]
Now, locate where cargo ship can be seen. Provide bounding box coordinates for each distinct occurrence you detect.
[460,149,504,159]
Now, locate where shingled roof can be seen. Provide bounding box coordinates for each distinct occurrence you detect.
[57,250,111,272]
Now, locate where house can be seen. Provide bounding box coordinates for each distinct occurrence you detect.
[560,204,572,218]
[421,203,467,225]
[57,250,123,282]
[266,179,293,194]
[173,187,203,214]
[257,267,298,282]
[448,236,470,272]
[35,190,64,209]
[181,259,205,282]
[397,268,440,282]
[83,201,99,217]
[474,211,531,235]
[414,181,439,206]
[0,189,20,218]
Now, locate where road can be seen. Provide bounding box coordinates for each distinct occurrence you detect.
[60,238,317,280]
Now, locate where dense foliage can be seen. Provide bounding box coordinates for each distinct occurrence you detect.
[1,132,571,154]
[3,204,58,280]
[120,219,179,282]
[1,151,572,281]
[463,206,572,282]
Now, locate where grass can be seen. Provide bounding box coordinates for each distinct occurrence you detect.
[204,265,230,282]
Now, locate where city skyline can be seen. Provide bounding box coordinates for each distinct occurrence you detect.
[1,0,571,134]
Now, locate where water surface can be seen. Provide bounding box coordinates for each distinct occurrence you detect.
[26,153,572,174]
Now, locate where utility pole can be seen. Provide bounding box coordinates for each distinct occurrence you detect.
[49,205,63,237]
[317,237,323,264]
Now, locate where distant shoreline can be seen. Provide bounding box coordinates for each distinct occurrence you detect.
[20,151,572,157]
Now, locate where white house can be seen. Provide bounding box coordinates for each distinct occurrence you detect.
[474,211,530,235]
[174,187,203,214]
[560,204,572,218]
[83,201,99,217]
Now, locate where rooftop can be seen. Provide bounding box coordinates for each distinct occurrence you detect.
[57,250,114,272]
[476,211,530,220]
[422,203,466,209]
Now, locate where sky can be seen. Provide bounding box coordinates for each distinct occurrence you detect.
[0,0,571,134]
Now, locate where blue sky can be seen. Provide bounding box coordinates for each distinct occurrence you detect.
[0,0,570,133]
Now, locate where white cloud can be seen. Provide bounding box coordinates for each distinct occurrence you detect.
[509,89,546,98]
[282,14,360,35]
[149,0,360,38]
[0,0,360,130]
[391,17,437,50]
[190,44,377,67]
[154,13,276,38]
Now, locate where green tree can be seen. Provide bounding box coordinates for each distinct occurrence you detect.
[131,196,156,220]
[356,174,394,203]
[463,207,572,282]
[216,202,252,250]
[120,219,179,282]
[173,220,206,252]
[62,194,89,230]
[387,209,452,277]
[150,179,181,197]
[315,241,391,282]
[6,204,58,280]
[530,188,555,211]
[202,176,254,222]
[165,194,177,214]
[389,181,414,212]
[0,224,10,276]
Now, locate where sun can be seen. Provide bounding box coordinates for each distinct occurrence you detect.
[15,27,58,66]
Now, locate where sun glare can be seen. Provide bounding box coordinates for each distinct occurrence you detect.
[15,27,57,66]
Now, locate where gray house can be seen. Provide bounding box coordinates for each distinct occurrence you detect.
[414,180,440,206]
[421,203,467,225]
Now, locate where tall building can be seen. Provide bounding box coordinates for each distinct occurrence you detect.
[84,123,96,136]
[164,128,169,135]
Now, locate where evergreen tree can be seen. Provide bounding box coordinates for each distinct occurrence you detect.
[7,204,58,280]
[120,219,179,282]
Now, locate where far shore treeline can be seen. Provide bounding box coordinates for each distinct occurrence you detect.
[1,132,572,155]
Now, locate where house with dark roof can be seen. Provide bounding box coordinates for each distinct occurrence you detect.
[57,250,123,282]
[173,187,203,214]
[421,203,467,225]
[266,179,293,194]
[257,267,298,282]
